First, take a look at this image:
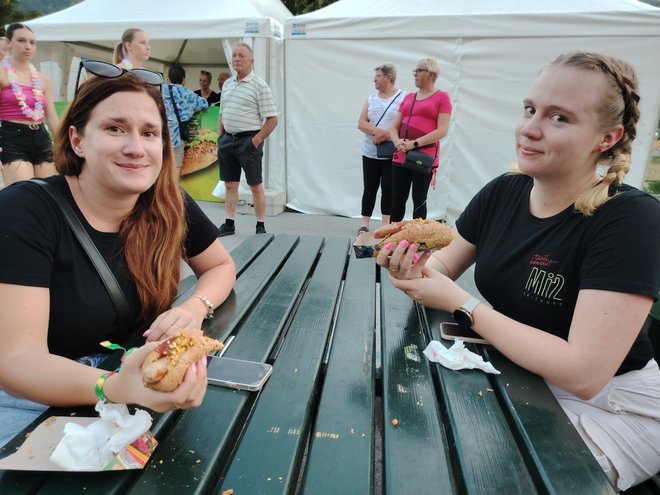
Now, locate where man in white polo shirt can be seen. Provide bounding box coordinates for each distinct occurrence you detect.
[216,43,278,236]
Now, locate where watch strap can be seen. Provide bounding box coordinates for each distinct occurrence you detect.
[460,296,481,314]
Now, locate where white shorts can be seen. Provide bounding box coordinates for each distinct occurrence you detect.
[548,359,660,491]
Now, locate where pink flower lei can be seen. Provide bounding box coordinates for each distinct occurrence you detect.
[2,56,45,122]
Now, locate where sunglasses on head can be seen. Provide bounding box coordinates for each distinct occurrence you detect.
[74,59,164,94]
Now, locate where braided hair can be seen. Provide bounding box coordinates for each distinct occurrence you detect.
[550,51,640,216]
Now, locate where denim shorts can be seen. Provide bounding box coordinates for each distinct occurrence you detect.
[217,131,264,185]
[0,121,54,165]
[0,352,109,448]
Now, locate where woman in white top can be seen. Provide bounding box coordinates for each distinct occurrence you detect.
[357,63,405,234]
[113,28,150,70]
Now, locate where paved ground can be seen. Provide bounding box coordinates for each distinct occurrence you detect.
[198,201,362,252]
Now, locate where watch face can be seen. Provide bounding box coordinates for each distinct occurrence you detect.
[452,309,472,329]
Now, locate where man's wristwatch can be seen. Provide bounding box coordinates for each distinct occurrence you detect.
[452,296,481,329]
[413,140,419,148]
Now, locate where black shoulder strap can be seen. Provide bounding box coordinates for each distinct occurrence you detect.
[33,179,133,335]
[167,84,184,127]
[374,91,402,127]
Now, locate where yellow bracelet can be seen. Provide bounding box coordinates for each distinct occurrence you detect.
[95,371,116,403]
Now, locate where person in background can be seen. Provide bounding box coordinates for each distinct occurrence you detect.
[357,63,404,234]
[217,71,230,95]
[163,65,208,177]
[378,51,660,491]
[195,70,220,106]
[0,23,59,187]
[216,43,278,237]
[389,57,452,221]
[0,72,236,447]
[113,28,150,70]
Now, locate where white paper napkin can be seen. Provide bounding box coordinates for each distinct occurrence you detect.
[423,339,500,374]
[49,401,152,470]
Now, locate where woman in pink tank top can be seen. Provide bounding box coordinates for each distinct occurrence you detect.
[389,57,452,221]
[0,23,59,187]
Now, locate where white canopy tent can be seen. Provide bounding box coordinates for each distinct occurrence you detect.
[27,0,291,193]
[284,0,660,221]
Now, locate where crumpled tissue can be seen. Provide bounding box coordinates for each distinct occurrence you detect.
[49,401,153,470]
[423,339,501,374]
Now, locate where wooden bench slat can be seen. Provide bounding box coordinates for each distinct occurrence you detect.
[301,252,377,494]
[423,308,538,494]
[483,348,617,495]
[380,273,456,494]
[223,236,325,363]
[228,232,274,277]
[218,237,350,494]
[204,234,299,341]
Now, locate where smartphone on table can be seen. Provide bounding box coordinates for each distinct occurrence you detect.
[206,356,273,391]
[440,321,489,345]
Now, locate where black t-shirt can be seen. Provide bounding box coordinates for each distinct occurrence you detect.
[0,175,219,359]
[456,173,660,374]
[194,89,220,106]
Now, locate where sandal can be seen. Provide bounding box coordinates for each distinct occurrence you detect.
[357,226,369,235]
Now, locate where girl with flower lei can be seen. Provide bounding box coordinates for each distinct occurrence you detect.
[0,23,59,187]
[113,28,151,70]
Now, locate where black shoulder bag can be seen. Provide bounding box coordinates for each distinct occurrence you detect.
[33,179,132,335]
[167,85,190,142]
[401,93,437,176]
[374,91,403,159]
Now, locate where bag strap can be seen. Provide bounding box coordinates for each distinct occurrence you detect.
[167,84,185,133]
[403,93,439,159]
[33,179,133,335]
[402,93,417,140]
[374,91,402,127]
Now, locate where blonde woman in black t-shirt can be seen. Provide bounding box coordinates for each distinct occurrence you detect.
[378,51,660,490]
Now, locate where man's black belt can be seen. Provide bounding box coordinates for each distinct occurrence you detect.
[225,130,259,138]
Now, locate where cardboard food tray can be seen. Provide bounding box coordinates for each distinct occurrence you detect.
[353,232,383,258]
[0,416,157,472]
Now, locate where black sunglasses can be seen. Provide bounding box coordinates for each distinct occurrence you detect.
[74,59,164,94]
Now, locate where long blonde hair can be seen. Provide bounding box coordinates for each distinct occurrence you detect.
[552,52,640,216]
[55,74,186,324]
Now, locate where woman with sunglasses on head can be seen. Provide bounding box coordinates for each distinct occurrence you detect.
[378,51,660,490]
[0,72,236,447]
[389,57,452,221]
[114,28,150,70]
[0,23,59,187]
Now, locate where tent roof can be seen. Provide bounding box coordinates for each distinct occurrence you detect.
[29,0,291,41]
[286,0,660,38]
[296,0,655,17]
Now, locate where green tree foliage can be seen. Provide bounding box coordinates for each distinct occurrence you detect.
[283,0,338,15]
[1,0,41,30]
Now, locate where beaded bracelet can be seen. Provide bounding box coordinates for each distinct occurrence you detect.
[193,295,214,320]
[95,371,116,403]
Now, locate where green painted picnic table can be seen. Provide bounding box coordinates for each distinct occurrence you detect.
[0,234,616,494]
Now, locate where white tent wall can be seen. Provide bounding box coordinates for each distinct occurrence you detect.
[26,0,290,194]
[284,1,660,221]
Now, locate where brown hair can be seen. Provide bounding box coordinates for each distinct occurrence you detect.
[113,28,144,65]
[55,74,186,324]
[550,51,640,216]
[6,23,33,40]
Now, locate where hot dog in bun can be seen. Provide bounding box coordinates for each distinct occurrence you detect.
[141,330,223,392]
